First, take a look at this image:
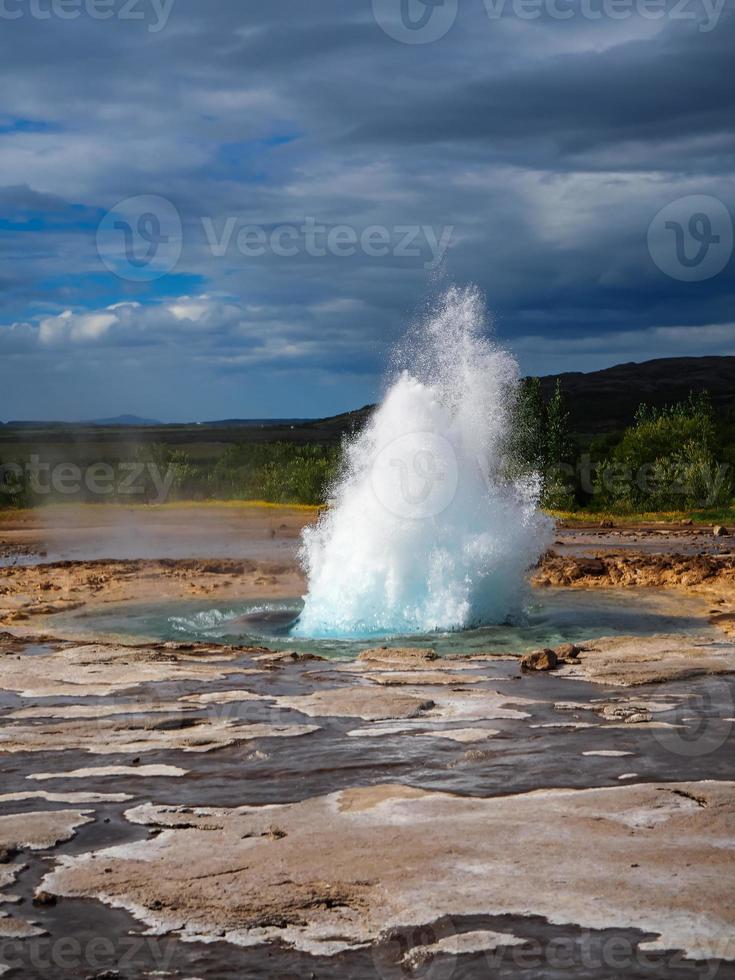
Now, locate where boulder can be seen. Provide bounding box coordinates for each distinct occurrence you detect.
[32,891,57,907]
[713,525,729,537]
[521,649,558,672]
[554,643,582,662]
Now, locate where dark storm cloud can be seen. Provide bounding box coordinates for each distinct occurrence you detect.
[349,17,735,170]
[0,0,733,419]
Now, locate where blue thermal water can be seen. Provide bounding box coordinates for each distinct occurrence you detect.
[49,589,712,660]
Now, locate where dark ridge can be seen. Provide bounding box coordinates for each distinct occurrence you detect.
[2,357,735,442]
[536,356,735,435]
[309,357,735,439]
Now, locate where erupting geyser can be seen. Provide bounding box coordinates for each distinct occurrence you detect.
[296,286,553,637]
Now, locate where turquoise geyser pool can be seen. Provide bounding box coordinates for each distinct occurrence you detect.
[50,586,712,660]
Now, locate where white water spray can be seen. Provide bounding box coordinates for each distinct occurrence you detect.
[296,286,553,637]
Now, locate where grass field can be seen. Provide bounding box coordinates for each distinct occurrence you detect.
[2,415,734,519]
[1,500,728,530]
[548,507,735,526]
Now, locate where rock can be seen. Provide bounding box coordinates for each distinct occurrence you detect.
[32,890,57,907]
[713,525,729,537]
[601,704,652,724]
[521,649,558,672]
[254,650,325,664]
[358,647,438,665]
[554,643,582,662]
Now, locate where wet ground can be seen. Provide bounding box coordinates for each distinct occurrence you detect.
[554,524,735,557]
[2,505,735,567]
[2,632,734,978]
[0,503,311,568]
[1,508,734,978]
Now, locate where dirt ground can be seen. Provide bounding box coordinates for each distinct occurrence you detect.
[0,501,316,564]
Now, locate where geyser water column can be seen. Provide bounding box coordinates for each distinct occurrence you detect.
[296,286,553,637]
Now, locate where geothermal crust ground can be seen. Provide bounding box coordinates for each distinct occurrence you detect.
[1,505,735,978]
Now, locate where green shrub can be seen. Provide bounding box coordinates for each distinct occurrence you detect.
[209,442,340,505]
[0,458,30,508]
[593,394,732,510]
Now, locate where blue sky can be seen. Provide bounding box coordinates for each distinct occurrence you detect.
[0,0,733,421]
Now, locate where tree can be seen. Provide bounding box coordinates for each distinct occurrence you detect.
[512,377,547,472]
[507,377,574,508]
[546,379,571,469]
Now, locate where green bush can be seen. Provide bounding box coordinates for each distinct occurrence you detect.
[593,394,732,510]
[208,442,340,504]
[0,458,30,508]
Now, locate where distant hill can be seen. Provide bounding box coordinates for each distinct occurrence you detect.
[3,357,734,442]
[310,357,735,439]
[0,415,161,427]
[201,418,312,428]
[0,416,311,429]
[537,356,735,435]
[87,414,162,426]
[293,357,735,444]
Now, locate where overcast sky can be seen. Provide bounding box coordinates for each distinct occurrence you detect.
[0,0,733,421]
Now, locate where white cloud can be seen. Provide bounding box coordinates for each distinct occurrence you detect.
[0,294,379,372]
[310,297,366,314]
[39,310,118,345]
